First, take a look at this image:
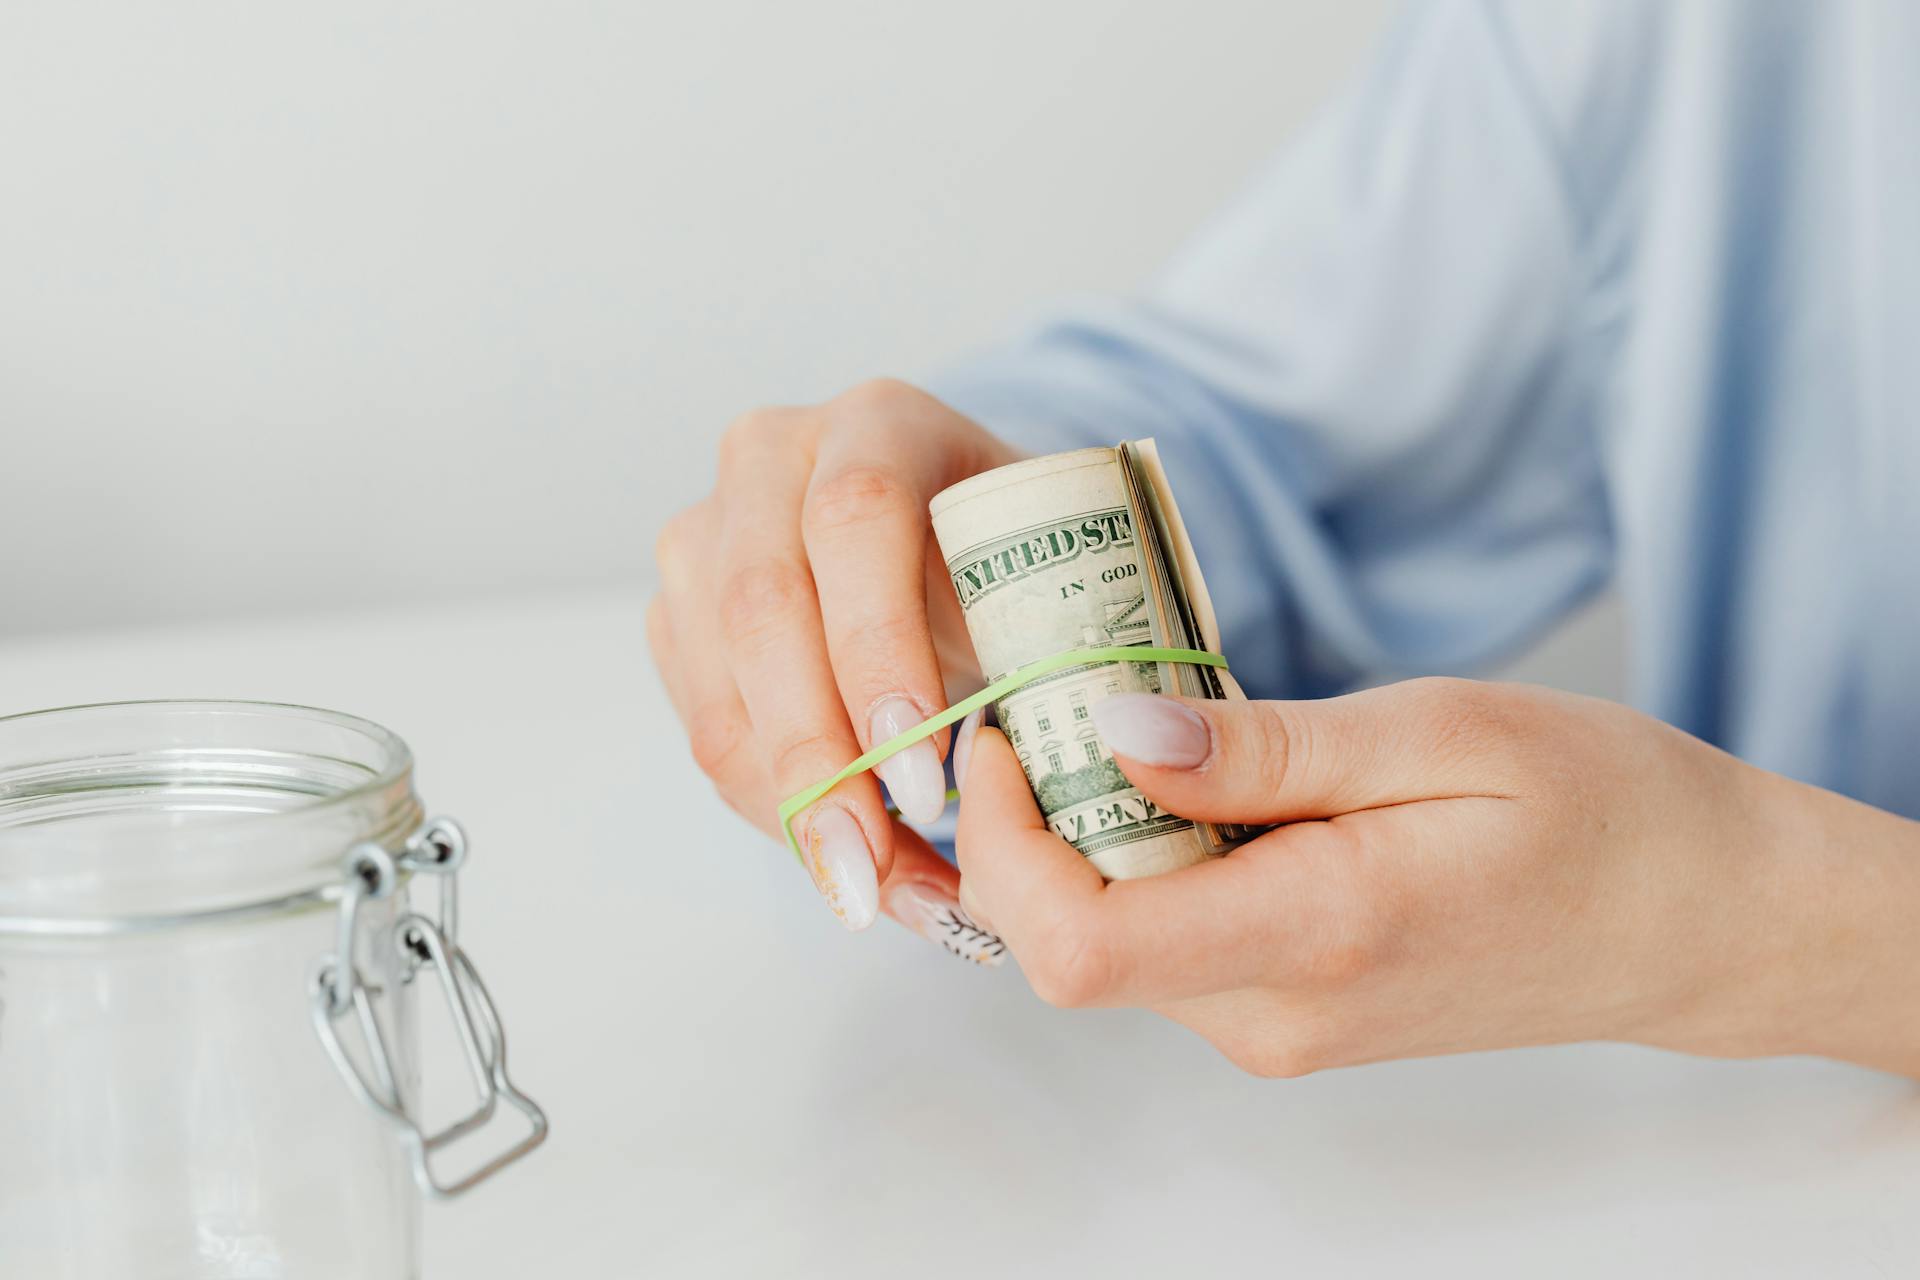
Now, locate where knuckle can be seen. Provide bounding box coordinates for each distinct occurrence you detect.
[1403,677,1526,765]
[832,612,930,687]
[644,596,671,658]
[1288,824,1394,993]
[716,557,811,650]
[717,408,789,468]
[688,716,752,780]
[768,728,850,786]
[1219,1039,1292,1079]
[1220,1028,1333,1080]
[653,507,701,578]
[831,377,920,419]
[804,463,916,538]
[1024,919,1115,1009]
[1245,701,1309,790]
[1298,929,1379,993]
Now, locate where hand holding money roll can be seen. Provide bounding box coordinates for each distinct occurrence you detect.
[654,387,1920,1082]
[648,381,1024,934]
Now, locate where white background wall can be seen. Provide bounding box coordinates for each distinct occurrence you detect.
[0,0,1624,696]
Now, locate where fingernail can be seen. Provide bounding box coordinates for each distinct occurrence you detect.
[870,695,948,826]
[952,706,985,792]
[1090,694,1212,768]
[800,805,879,931]
[885,881,1006,967]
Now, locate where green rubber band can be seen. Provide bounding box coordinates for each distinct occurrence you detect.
[778,645,1229,863]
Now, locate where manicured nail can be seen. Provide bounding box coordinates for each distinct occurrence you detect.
[870,695,947,826]
[1090,694,1212,768]
[800,805,879,931]
[885,881,1006,967]
[951,706,985,792]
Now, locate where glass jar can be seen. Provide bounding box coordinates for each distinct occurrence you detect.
[0,701,546,1279]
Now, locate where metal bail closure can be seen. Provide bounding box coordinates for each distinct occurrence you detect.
[308,817,549,1198]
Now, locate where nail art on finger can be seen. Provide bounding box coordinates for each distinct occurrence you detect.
[885,881,1007,967]
[802,804,879,931]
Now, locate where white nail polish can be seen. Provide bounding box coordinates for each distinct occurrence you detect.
[801,805,879,931]
[869,695,947,826]
[885,881,1007,967]
[1089,694,1212,768]
[952,706,985,793]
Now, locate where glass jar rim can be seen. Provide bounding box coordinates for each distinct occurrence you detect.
[0,699,422,933]
[0,696,413,786]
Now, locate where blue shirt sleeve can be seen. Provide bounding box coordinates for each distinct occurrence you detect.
[926,1,1617,700]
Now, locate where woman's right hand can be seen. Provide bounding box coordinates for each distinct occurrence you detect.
[647,379,1022,947]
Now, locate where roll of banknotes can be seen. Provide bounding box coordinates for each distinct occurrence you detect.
[929,440,1255,880]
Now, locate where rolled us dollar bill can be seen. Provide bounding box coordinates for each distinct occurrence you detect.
[929,440,1255,880]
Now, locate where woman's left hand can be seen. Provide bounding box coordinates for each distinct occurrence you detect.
[955,678,1920,1078]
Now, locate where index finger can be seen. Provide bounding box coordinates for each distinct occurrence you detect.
[802,390,970,825]
[713,413,895,925]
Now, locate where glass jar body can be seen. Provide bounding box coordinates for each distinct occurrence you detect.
[0,702,430,1280]
[0,901,421,1278]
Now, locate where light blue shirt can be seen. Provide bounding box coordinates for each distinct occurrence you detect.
[931,0,1920,821]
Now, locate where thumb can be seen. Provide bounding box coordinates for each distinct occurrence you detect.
[954,726,1107,946]
[1088,680,1515,826]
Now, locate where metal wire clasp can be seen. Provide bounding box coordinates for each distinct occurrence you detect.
[308,816,548,1199]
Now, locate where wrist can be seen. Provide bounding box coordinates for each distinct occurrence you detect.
[1745,771,1920,1076]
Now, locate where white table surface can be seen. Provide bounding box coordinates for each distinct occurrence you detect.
[3,587,1916,1278]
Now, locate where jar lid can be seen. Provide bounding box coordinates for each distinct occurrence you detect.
[0,700,423,934]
